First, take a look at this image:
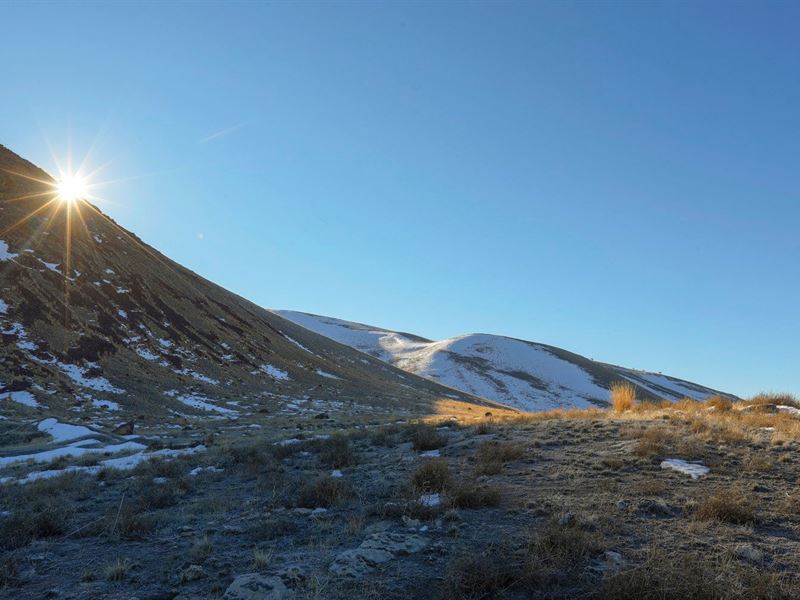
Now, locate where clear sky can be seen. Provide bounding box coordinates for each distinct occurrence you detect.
[1,1,798,397]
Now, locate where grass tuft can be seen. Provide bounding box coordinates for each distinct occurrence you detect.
[611,382,637,413]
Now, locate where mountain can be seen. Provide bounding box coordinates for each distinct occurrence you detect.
[274,310,737,411]
[0,145,493,428]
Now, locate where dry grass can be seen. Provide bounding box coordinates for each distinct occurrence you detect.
[706,395,734,411]
[611,382,637,413]
[475,441,526,475]
[528,517,602,568]
[411,459,451,492]
[600,547,789,599]
[441,545,519,599]
[633,427,676,457]
[318,435,357,469]
[447,483,503,509]
[253,549,273,570]
[0,497,72,550]
[408,424,448,451]
[296,476,351,508]
[103,558,131,582]
[694,489,756,524]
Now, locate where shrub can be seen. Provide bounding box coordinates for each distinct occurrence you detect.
[633,427,675,457]
[611,382,637,413]
[408,424,447,451]
[694,489,755,524]
[296,476,351,508]
[318,435,356,468]
[475,441,526,475]
[411,459,451,493]
[706,395,733,411]
[441,547,518,599]
[746,392,800,409]
[448,483,502,509]
[0,499,72,549]
[529,518,601,568]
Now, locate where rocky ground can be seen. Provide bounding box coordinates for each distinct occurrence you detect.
[3,399,800,599]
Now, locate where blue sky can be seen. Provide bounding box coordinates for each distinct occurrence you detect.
[1,1,798,397]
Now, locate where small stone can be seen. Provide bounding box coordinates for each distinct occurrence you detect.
[179,565,206,583]
[735,544,764,562]
[314,413,329,420]
[615,500,627,510]
[112,421,134,435]
[558,513,575,527]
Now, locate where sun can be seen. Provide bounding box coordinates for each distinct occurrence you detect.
[56,174,89,203]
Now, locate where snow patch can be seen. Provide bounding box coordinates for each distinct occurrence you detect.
[660,458,709,479]
[0,390,40,408]
[258,364,290,381]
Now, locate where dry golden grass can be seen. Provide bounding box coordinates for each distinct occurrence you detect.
[633,427,676,457]
[475,441,526,475]
[600,547,790,600]
[694,489,756,524]
[611,382,637,413]
[706,395,733,411]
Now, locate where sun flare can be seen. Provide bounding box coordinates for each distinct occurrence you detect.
[56,174,88,203]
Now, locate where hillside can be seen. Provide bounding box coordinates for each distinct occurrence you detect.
[275,311,736,411]
[0,145,491,431]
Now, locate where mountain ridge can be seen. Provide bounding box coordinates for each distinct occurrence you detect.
[275,309,737,411]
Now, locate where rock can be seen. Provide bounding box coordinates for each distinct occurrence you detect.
[179,565,206,583]
[636,499,679,518]
[419,493,441,508]
[615,500,627,511]
[112,421,135,435]
[222,525,244,535]
[589,551,625,573]
[314,413,329,420]
[735,544,764,562]
[310,508,328,518]
[277,566,307,588]
[223,573,294,599]
[558,513,576,527]
[329,532,428,578]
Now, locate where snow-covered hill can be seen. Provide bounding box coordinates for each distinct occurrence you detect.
[274,311,737,411]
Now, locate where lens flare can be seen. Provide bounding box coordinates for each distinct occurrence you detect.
[56,174,88,203]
